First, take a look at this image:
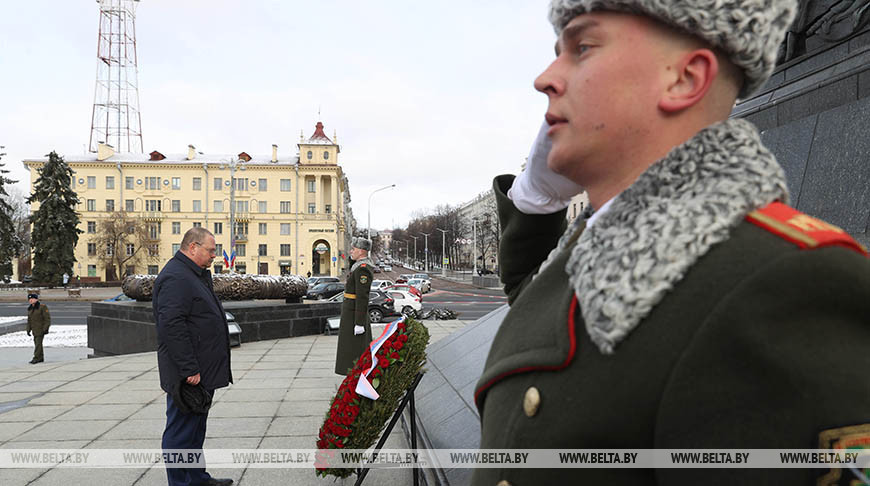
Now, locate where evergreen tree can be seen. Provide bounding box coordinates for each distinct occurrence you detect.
[0,150,20,282]
[27,151,81,285]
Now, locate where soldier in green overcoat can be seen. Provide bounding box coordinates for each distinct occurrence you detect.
[473,1,870,484]
[26,293,51,364]
[334,237,374,375]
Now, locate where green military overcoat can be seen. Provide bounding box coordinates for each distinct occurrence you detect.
[473,120,870,485]
[335,258,374,375]
[27,302,51,335]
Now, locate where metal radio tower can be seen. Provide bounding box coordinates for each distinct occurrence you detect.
[88,0,144,153]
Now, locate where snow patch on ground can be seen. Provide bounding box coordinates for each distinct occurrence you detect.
[0,326,87,348]
[0,316,25,325]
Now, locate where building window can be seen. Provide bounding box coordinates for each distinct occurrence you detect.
[233,222,248,236]
[148,265,159,275]
[172,177,181,190]
[214,177,222,191]
[236,264,246,275]
[126,176,134,189]
[323,151,329,160]
[258,223,267,235]
[148,245,159,257]
[192,222,201,228]
[280,223,290,235]
[87,176,96,189]
[280,201,291,213]
[216,243,222,256]
[170,200,180,212]
[280,179,291,191]
[192,200,202,212]
[325,204,331,214]
[125,199,134,212]
[126,243,135,256]
[148,223,161,239]
[146,177,160,190]
[280,244,291,256]
[307,150,313,160]
[258,178,267,191]
[213,200,223,212]
[193,177,202,191]
[125,266,135,277]
[236,244,246,257]
[106,243,114,256]
[214,264,223,274]
[258,244,267,256]
[106,176,115,189]
[87,199,96,211]
[172,222,181,234]
[87,221,96,233]
[233,178,248,192]
[235,200,249,213]
[145,199,161,212]
[214,222,223,235]
[307,180,316,192]
[172,243,180,254]
[308,203,316,214]
[88,264,97,277]
[87,243,96,256]
[258,201,267,213]
[106,200,114,212]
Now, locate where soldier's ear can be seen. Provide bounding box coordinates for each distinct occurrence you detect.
[658,48,718,113]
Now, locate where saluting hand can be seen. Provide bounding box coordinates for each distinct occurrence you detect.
[187,373,201,385]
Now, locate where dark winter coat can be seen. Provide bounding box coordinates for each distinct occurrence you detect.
[153,251,233,393]
[334,259,374,375]
[473,120,870,485]
[26,302,51,335]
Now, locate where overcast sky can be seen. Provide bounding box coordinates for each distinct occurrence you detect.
[0,0,556,230]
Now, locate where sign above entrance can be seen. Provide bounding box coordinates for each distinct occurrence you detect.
[315,243,329,254]
[309,229,335,233]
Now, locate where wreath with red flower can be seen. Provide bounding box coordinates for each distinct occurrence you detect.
[316,317,430,478]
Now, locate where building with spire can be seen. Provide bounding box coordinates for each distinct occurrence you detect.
[23,121,355,281]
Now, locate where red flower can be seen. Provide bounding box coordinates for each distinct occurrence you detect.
[391,352,400,360]
[380,359,389,369]
[372,367,381,377]
[393,340,404,350]
[399,334,408,342]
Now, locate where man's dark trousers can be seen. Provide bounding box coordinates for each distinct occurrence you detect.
[162,391,214,486]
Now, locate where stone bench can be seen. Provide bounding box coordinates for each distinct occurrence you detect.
[67,288,81,298]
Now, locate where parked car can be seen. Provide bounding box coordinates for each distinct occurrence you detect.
[387,289,422,318]
[371,279,394,291]
[306,282,345,300]
[386,283,422,301]
[327,290,398,323]
[307,276,340,288]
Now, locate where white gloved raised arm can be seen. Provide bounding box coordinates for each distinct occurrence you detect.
[508,119,583,214]
[353,325,365,335]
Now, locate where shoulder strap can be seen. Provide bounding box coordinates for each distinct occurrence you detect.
[746,202,868,256]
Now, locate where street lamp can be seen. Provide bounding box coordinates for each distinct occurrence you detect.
[436,228,448,278]
[420,232,430,273]
[367,184,395,240]
[409,235,418,269]
[219,157,246,272]
[472,218,478,277]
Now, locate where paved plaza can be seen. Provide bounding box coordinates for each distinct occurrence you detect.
[0,320,468,486]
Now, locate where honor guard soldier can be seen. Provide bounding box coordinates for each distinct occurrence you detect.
[335,237,375,375]
[474,0,870,484]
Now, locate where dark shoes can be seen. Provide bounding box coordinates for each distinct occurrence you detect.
[201,479,233,486]
[29,358,43,364]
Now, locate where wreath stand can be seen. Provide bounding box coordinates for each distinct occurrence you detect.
[355,372,424,486]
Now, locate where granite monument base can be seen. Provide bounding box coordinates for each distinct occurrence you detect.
[87,300,340,357]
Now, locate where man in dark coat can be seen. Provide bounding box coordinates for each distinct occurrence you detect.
[153,227,233,486]
[474,1,870,485]
[26,293,50,364]
[334,237,374,375]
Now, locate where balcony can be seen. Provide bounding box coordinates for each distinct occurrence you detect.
[233,234,248,243]
[234,212,251,222]
[142,211,163,222]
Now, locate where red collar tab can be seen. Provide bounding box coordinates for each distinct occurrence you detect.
[746,202,868,256]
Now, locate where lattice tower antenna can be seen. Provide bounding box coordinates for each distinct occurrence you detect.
[88,0,144,153]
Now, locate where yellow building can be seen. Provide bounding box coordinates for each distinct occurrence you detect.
[23,121,355,280]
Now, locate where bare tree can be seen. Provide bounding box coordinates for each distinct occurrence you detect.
[2,186,31,277]
[90,212,158,281]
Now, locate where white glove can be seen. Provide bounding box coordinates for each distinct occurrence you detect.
[353,325,365,335]
[508,120,583,214]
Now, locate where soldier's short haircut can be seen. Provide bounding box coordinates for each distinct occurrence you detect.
[180,227,214,250]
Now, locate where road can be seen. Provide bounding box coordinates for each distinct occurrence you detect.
[0,301,92,325]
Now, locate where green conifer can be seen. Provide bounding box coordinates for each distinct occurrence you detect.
[27,151,81,285]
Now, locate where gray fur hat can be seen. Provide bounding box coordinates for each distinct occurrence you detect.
[548,0,798,98]
[351,237,372,252]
